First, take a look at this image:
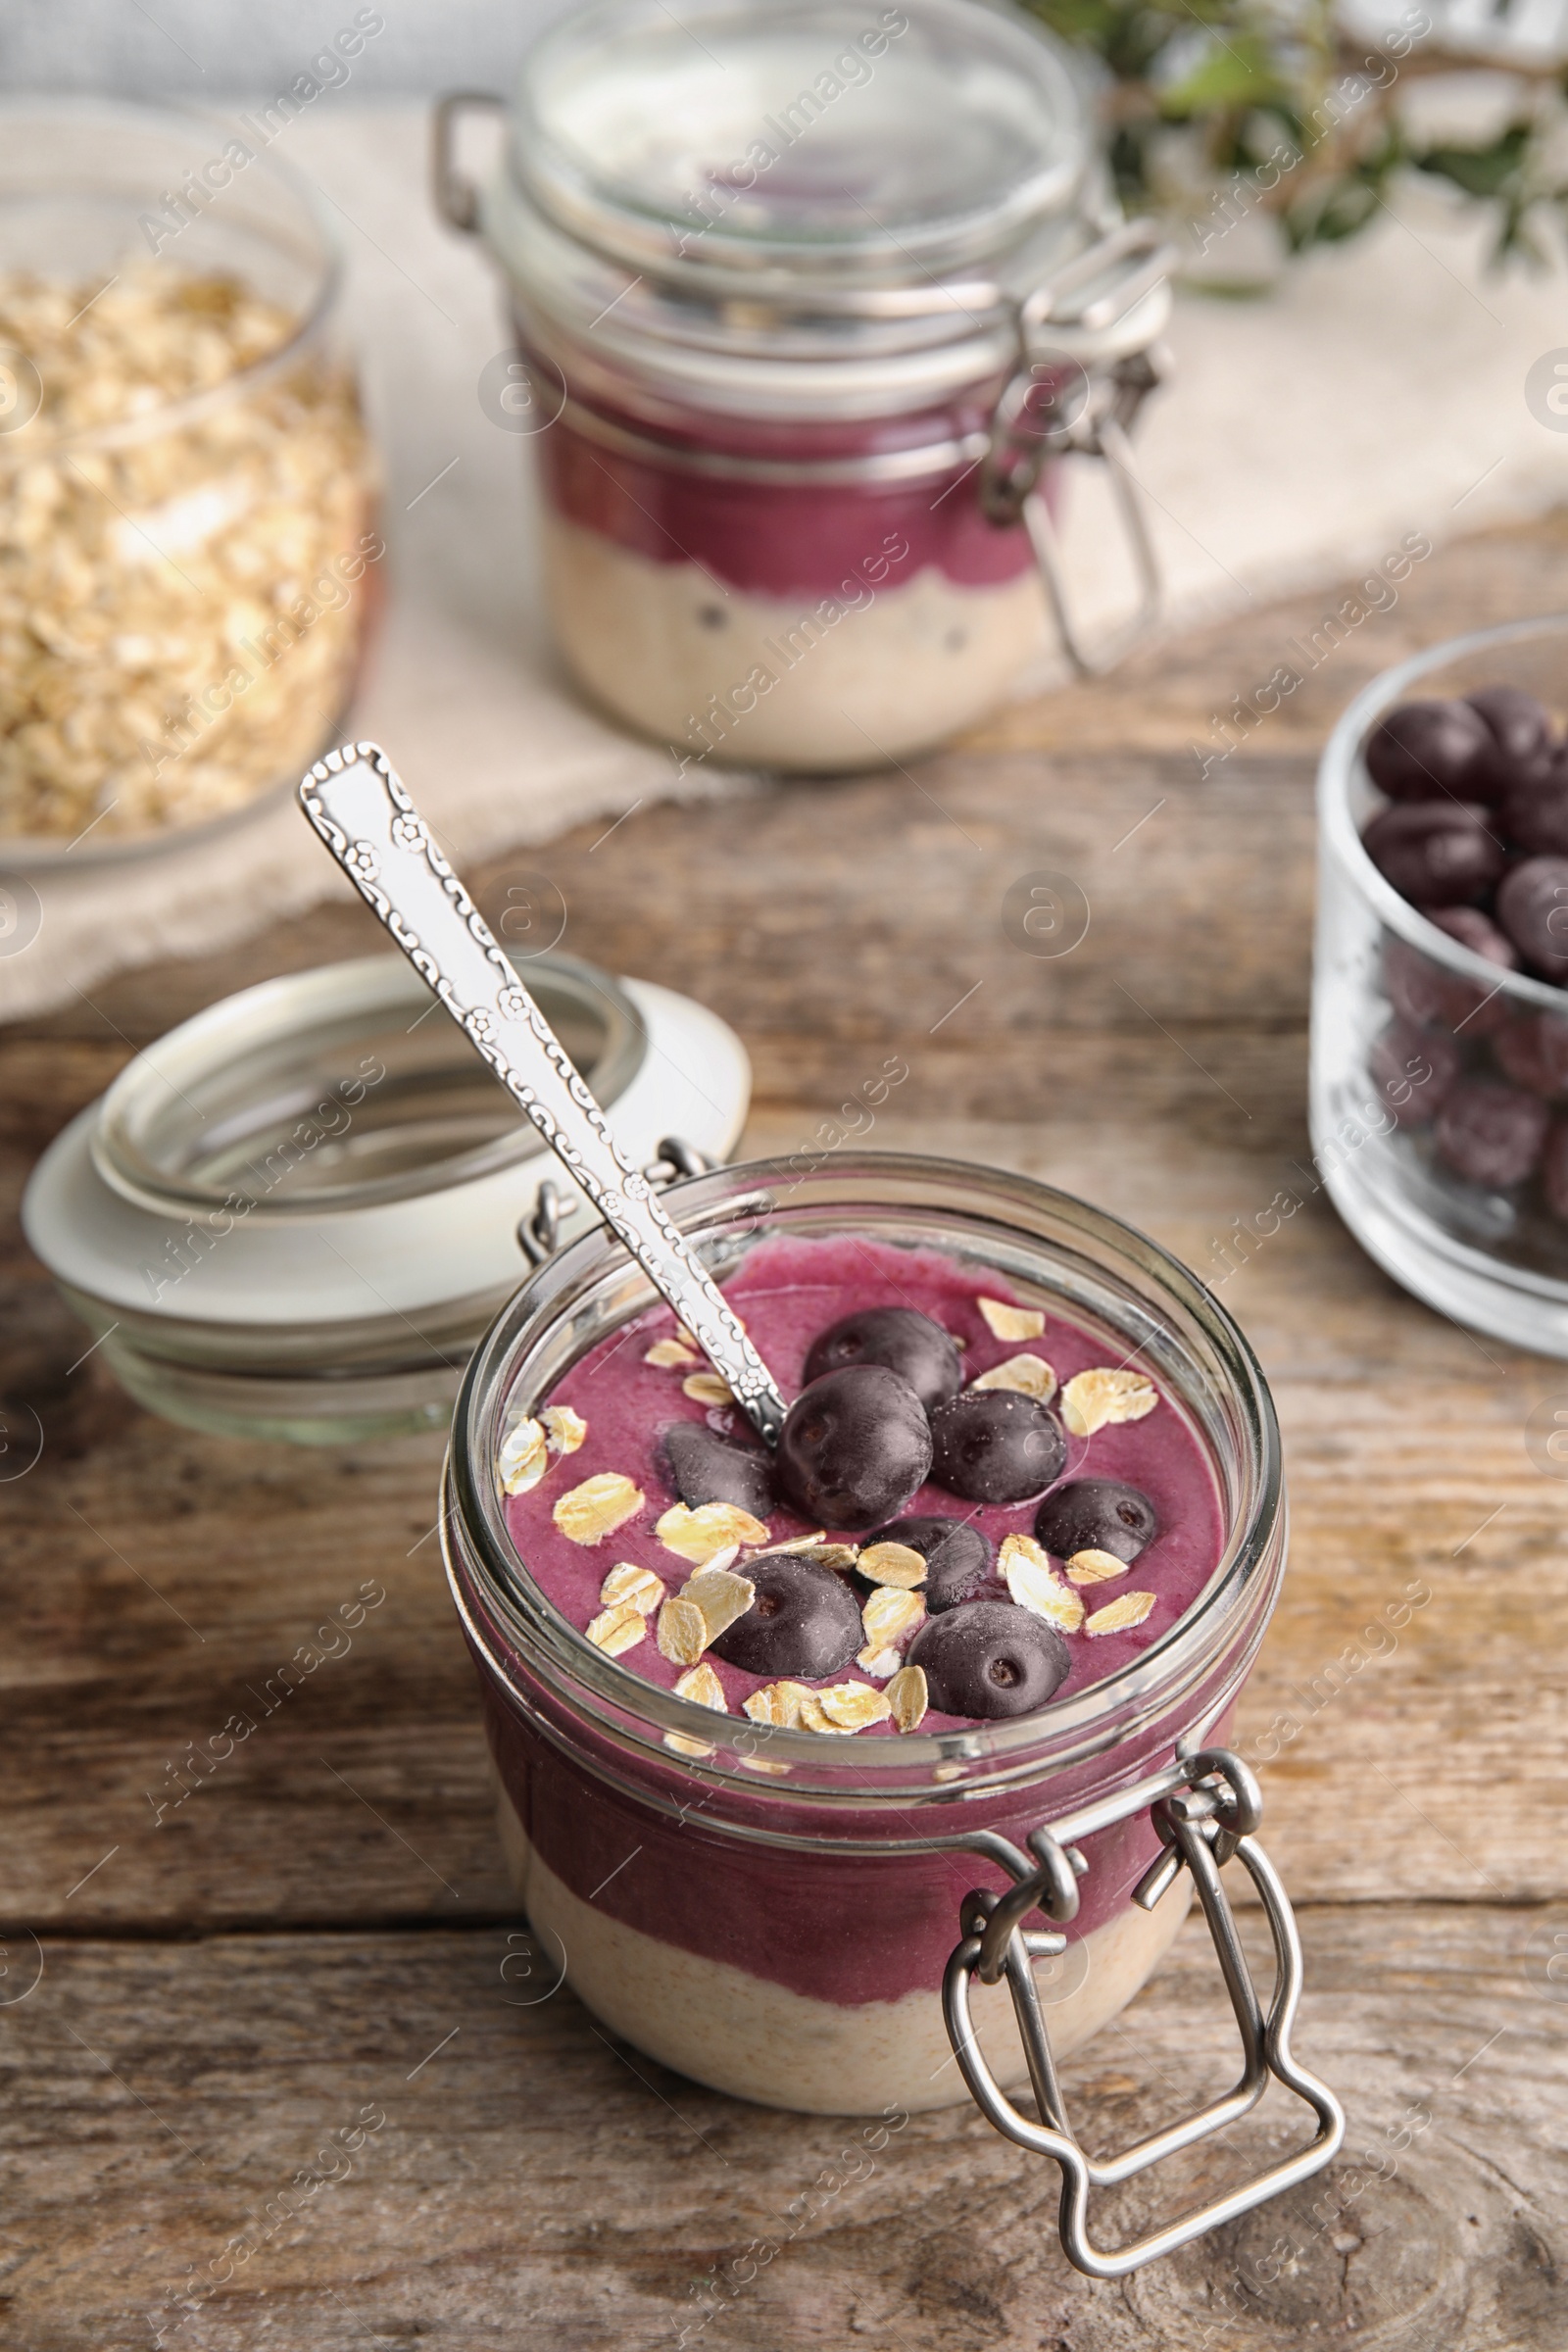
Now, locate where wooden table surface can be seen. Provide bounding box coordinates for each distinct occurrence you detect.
[5,515,1568,2351]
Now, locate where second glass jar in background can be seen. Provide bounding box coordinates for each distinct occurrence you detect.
[436,0,1171,773]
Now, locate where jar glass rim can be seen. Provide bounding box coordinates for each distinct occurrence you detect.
[0,94,343,462]
[445,1152,1286,1811]
[507,0,1089,284]
[1318,610,1568,1018]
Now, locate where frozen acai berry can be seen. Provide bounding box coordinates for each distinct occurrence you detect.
[1498,779,1568,857]
[1426,905,1521,968]
[1494,1012,1568,1100]
[1384,912,1516,1038]
[1035,1477,1158,1565]
[1359,688,1568,1016]
[1364,699,1492,802]
[1362,801,1506,906]
[662,1423,774,1518]
[928,1388,1066,1504]
[1496,857,1568,981]
[775,1363,931,1530]
[861,1514,993,1611]
[708,1549,862,1679]
[803,1306,962,1412]
[1467,685,1557,799]
[907,1600,1070,1720]
[1369,1018,1460,1127]
[1432,1078,1549,1189]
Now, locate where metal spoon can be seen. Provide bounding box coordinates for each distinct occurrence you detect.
[298,740,787,1445]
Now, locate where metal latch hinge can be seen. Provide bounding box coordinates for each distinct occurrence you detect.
[944,1747,1345,2278]
[979,219,1173,678]
[515,1137,714,1265]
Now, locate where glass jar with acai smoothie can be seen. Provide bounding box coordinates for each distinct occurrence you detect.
[435,0,1171,773]
[444,1153,1342,2275]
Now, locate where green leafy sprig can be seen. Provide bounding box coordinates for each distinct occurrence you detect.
[1022,0,1568,266]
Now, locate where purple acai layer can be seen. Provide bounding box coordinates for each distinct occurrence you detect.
[534,396,1045,598]
[504,1234,1224,1738]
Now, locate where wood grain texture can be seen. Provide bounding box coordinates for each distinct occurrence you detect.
[1,1906,1561,2351]
[4,512,1568,2344]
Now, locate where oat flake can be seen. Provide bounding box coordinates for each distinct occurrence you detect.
[599,1563,664,1615]
[1064,1548,1127,1586]
[743,1682,811,1728]
[553,1473,644,1545]
[585,1602,646,1657]
[1059,1367,1159,1438]
[680,1567,756,1642]
[977,1298,1046,1341]
[1085,1591,1156,1635]
[656,1501,770,1565]
[644,1339,699,1368]
[498,1417,548,1495]
[656,1595,709,1666]
[802,1683,892,1734]
[859,1586,925,1652]
[888,1665,929,1733]
[857,1541,927,1589]
[969,1351,1057,1402]
[674,1662,727,1712]
[1000,1534,1086,1633]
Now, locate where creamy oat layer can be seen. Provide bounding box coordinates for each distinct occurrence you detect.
[541,509,1046,772]
[499,1789,1191,2116]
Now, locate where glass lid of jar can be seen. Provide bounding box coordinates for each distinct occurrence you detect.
[511,0,1090,282]
[89,951,647,1221]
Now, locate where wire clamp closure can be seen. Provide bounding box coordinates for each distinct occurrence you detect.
[515,1138,713,1265]
[980,220,1172,677]
[943,1746,1345,2278]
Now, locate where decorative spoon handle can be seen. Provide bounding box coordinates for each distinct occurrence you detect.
[299,741,787,1445]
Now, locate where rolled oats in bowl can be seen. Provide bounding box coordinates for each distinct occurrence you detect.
[0,105,381,857]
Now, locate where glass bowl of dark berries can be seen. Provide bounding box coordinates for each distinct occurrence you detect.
[1314,612,1568,1350]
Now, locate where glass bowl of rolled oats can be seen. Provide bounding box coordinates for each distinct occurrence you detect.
[0,100,382,862]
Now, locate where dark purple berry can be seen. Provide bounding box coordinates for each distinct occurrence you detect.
[1433,1078,1548,1189]
[1492,1012,1568,1100]
[1500,778,1568,856]
[803,1306,961,1412]
[1362,801,1505,906]
[1467,685,1557,801]
[1363,699,1492,802]
[708,1550,862,1679]
[662,1423,773,1518]
[907,1600,1069,1720]
[861,1514,993,1611]
[1496,857,1568,981]
[775,1364,931,1532]
[928,1389,1066,1504]
[1423,906,1520,968]
[1034,1477,1157,1566]
[1369,1018,1461,1128]
[1384,914,1515,1038]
